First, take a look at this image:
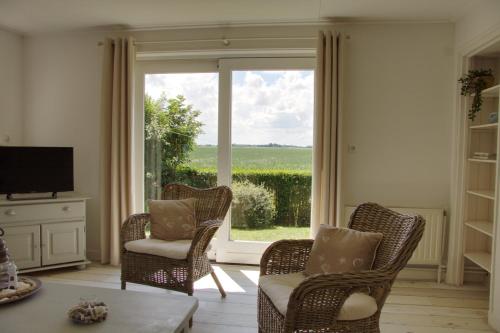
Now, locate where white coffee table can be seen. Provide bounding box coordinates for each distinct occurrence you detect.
[0,281,198,333]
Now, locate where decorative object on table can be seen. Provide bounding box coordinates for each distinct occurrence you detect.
[472,152,497,160]
[0,276,42,305]
[458,68,495,120]
[68,299,108,324]
[0,227,18,290]
[489,111,498,124]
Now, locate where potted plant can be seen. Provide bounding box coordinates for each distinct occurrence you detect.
[458,69,495,120]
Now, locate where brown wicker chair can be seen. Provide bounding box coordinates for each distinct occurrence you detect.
[258,202,425,333]
[120,183,232,297]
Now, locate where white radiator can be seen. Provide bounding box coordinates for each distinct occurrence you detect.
[343,206,446,282]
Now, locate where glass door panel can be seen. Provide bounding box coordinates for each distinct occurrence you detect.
[230,70,314,242]
[216,58,315,264]
[143,73,218,202]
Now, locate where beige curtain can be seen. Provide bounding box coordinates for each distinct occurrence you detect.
[311,31,341,236]
[100,37,135,265]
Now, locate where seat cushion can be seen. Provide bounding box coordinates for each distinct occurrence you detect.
[149,198,197,241]
[124,238,192,260]
[305,225,383,275]
[259,272,378,321]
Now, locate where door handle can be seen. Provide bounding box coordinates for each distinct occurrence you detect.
[4,209,16,216]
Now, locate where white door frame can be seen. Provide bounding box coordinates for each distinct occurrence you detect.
[133,57,315,265]
[216,57,315,264]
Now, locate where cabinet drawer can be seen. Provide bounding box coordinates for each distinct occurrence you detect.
[0,201,85,223]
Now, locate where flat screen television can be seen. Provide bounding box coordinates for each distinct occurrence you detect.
[0,146,74,199]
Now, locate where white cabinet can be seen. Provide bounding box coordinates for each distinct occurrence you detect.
[0,196,88,272]
[41,221,85,266]
[1,225,41,269]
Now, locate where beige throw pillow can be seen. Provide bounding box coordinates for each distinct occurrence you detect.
[305,225,383,275]
[149,198,197,241]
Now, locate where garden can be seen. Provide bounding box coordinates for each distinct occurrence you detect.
[144,93,312,241]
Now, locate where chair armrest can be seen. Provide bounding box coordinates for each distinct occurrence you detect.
[120,213,150,249]
[187,220,223,259]
[260,239,314,276]
[284,269,395,331]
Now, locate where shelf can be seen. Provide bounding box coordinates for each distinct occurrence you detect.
[469,123,498,130]
[482,84,500,98]
[464,252,492,272]
[466,189,495,200]
[468,158,497,163]
[465,221,494,237]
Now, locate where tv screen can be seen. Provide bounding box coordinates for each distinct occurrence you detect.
[0,146,74,195]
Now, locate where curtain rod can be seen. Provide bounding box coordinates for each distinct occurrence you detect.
[97,36,317,46]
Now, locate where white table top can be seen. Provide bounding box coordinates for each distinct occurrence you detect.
[0,282,198,333]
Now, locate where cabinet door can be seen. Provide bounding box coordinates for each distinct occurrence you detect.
[41,221,85,266]
[1,225,41,269]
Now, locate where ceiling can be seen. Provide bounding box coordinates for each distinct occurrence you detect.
[0,0,480,35]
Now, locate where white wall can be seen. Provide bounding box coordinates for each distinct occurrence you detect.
[342,23,454,210]
[22,23,455,261]
[0,29,24,145]
[23,32,104,259]
[455,0,500,50]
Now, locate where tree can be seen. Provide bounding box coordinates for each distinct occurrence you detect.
[144,93,203,198]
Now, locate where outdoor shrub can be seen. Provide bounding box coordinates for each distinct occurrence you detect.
[173,167,312,228]
[231,181,275,229]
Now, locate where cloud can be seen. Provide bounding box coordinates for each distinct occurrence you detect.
[232,70,314,146]
[145,70,314,146]
[145,73,218,145]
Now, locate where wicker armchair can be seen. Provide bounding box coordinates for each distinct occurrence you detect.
[258,202,425,333]
[120,183,232,297]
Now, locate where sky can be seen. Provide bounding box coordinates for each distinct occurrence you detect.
[145,70,314,147]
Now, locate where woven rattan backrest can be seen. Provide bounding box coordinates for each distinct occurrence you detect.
[162,183,233,225]
[348,203,425,271]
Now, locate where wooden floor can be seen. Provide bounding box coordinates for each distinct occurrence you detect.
[30,263,494,333]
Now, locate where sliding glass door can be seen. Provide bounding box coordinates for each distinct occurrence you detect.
[216,58,315,264]
[135,58,314,264]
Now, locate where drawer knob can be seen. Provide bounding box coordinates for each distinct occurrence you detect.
[4,209,16,216]
[62,206,71,212]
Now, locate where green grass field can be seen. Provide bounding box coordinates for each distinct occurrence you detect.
[231,226,309,241]
[190,145,312,171]
[186,145,312,241]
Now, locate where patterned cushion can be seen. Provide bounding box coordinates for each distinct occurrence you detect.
[259,272,378,320]
[305,225,383,275]
[149,198,197,241]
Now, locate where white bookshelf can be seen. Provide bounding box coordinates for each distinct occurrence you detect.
[468,158,496,164]
[482,84,500,98]
[464,252,492,272]
[465,221,494,237]
[466,189,495,200]
[463,82,500,278]
[470,123,498,130]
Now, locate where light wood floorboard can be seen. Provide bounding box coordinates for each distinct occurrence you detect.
[29,263,494,333]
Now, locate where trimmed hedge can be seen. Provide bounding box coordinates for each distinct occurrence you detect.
[172,167,312,227]
[231,181,276,228]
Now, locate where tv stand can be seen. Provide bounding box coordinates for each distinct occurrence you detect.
[0,195,89,272]
[6,192,58,201]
